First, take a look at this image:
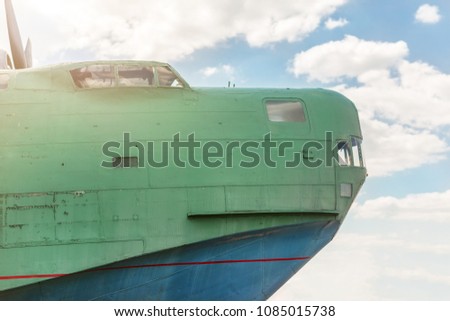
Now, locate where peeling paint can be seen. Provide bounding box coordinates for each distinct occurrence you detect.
[6,204,57,211]
[8,224,25,229]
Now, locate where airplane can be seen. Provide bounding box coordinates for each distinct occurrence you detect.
[0,0,366,300]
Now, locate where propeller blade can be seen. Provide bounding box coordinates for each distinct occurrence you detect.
[5,0,27,69]
[25,37,32,68]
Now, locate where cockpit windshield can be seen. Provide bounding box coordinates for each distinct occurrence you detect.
[118,65,154,87]
[70,63,186,89]
[70,64,115,88]
[337,138,364,167]
[337,141,351,166]
[351,137,364,167]
[156,66,184,88]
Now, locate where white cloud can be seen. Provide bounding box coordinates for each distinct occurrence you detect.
[324,17,348,29]
[222,65,234,74]
[415,4,441,24]
[290,36,450,176]
[271,236,380,300]
[334,233,450,256]
[272,230,450,300]
[353,190,450,222]
[357,115,448,177]
[335,61,450,177]
[201,67,219,77]
[200,64,235,79]
[291,35,408,82]
[0,0,348,64]
[341,60,450,129]
[385,268,450,286]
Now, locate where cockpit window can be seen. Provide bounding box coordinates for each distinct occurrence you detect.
[156,66,184,88]
[70,64,186,89]
[70,64,114,88]
[0,74,9,89]
[266,100,306,122]
[337,138,364,167]
[337,141,351,166]
[351,137,364,167]
[118,65,154,87]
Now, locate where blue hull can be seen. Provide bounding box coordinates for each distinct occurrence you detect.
[0,220,340,300]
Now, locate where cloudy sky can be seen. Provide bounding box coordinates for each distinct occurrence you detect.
[2,0,449,300]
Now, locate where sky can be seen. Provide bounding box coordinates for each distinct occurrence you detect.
[1,0,449,300]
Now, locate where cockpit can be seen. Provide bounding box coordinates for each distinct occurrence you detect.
[69,62,187,89]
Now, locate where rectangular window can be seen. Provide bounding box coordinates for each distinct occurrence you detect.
[351,137,364,167]
[266,100,306,122]
[340,183,352,198]
[70,65,114,89]
[118,65,154,87]
[337,141,351,166]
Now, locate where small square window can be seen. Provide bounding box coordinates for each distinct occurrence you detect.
[340,183,352,198]
[266,100,306,122]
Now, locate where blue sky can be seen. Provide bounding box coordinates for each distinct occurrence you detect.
[174,0,450,87]
[1,0,449,300]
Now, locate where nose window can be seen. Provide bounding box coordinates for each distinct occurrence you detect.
[337,138,364,167]
[337,141,351,166]
[351,137,364,167]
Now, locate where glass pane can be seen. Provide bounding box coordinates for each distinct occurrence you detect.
[340,183,352,197]
[156,66,184,88]
[70,65,114,88]
[118,65,154,87]
[337,141,351,166]
[266,100,306,122]
[351,137,364,167]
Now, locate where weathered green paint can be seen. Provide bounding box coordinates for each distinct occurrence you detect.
[0,61,366,291]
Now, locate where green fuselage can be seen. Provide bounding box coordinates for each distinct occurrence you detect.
[0,61,366,291]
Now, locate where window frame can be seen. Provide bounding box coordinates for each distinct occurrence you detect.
[117,65,156,88]
[337,140,352,166]
[264,98,308,123]
[350,136,364,168]
[69,63,188,90]
[70,64,115,89]
[154,66,185,88]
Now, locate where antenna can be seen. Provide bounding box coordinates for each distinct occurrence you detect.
[227,81,236,88]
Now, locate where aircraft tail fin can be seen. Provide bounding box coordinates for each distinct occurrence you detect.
[4,0,31,69]
[25,37,32,68]
[0,49,13,69]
